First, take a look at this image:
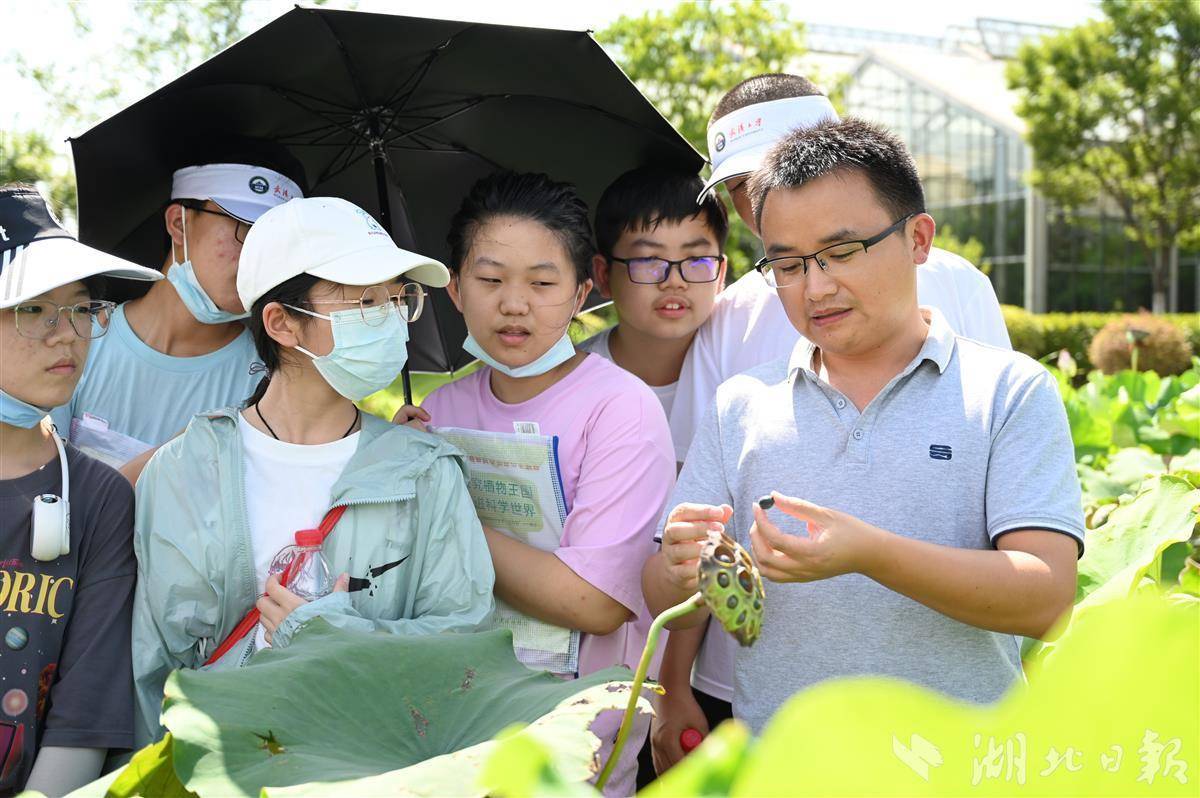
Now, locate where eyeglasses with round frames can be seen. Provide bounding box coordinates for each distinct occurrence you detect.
[9,300,117,340]
[754,214,915,289]
[305,283,426,325]
[607,255,723,285]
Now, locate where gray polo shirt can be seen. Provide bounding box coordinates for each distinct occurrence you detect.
[667,308,1084,733]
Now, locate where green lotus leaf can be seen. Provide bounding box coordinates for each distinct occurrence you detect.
[729,591,1197,797]
[1074,474,1200,602]
[1177,556,1200,597]
[260,682,648,797]
[94,622,638,797]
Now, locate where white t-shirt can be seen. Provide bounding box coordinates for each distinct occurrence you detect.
[577,328,684,462]
[238,414,360,651]
[673,246,1011,704]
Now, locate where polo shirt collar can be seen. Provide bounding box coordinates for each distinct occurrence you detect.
[788,305,957,381]
[918,305,957,374]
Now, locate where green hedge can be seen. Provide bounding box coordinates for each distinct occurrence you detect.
[1002,305,1200,371]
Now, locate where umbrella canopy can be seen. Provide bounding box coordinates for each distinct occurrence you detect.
[71,6,701,373]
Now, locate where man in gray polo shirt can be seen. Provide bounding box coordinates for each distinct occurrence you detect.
[642,118,1084,734]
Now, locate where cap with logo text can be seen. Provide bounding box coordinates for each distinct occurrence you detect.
[698,95,840,202]
[237,197,450,311]
[172,163,303,224]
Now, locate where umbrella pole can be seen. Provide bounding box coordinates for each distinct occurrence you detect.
[369,140,415,408]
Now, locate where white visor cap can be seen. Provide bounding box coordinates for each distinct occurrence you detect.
[171,163,303,223]
[698,95,840,202]
[237,196,450,312]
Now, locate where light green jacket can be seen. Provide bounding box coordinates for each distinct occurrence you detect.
[132,407,495,747]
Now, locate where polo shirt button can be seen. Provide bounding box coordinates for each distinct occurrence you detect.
[852,429,864,440]
[836,398,847,409]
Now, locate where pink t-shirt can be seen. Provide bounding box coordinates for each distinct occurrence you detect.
[422,354,675,676]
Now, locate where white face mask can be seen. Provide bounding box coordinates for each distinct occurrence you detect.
[462,331,576,379]
[166,207,249,324]
[286,303,410,401]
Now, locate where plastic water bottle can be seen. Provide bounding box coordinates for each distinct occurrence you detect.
[267,528,332,601]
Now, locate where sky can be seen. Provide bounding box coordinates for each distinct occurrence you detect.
[1,0,1102,165]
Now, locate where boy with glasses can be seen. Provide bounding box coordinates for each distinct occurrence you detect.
[51,152,306,470]
[578,166,727,787]
[580,166,729,464]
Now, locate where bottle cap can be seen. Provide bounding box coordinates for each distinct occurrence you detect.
[294,528,323,547]
[680,728,704,752]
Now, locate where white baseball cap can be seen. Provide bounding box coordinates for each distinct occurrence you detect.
[0,185,161,308]
[237,196,450,311]
[172,163,303,224]
[698,95,840,202]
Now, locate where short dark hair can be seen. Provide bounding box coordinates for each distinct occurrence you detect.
[748,117,926,229]
[447,171,594,284]
[594,166,730,256]
[710,73,824,125]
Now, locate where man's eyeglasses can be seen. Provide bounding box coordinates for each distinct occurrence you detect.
[754,214,915,289]
[180,202,252,244]
[608,255,723,285]
[307,283,426,325]
[9,300,117,340]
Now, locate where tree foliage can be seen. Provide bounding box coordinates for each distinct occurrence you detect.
[598,2,809,278]
[1006,0,1200,312]
[5,1,253,220]
[0,130,77,222]
[598,1,804,152]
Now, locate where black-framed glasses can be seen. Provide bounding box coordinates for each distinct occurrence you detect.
[9,300,116,340]
[179,201,252,243]
[306,283,426,325]
[754,214,915,289]
[608,255,723,285]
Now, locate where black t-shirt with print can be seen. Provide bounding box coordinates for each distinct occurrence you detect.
[0,443,135,794]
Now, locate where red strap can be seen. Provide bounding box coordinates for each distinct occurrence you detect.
[203,505,347,666]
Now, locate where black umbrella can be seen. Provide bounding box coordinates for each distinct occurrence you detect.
[70,6,700,399]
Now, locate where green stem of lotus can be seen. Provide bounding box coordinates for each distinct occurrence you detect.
[596,592,705,792]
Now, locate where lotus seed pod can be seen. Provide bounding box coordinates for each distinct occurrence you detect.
[698,530,765,647]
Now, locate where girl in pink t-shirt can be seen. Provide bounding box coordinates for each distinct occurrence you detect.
[421,172,675,794]
[423,171,675,676]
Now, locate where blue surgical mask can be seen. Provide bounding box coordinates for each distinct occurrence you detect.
[0,389,50,428]
[287,303,409,401]
[462,331,577,379]
[167,207,250,324]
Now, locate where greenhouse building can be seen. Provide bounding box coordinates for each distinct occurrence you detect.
[808,19,1198,313]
